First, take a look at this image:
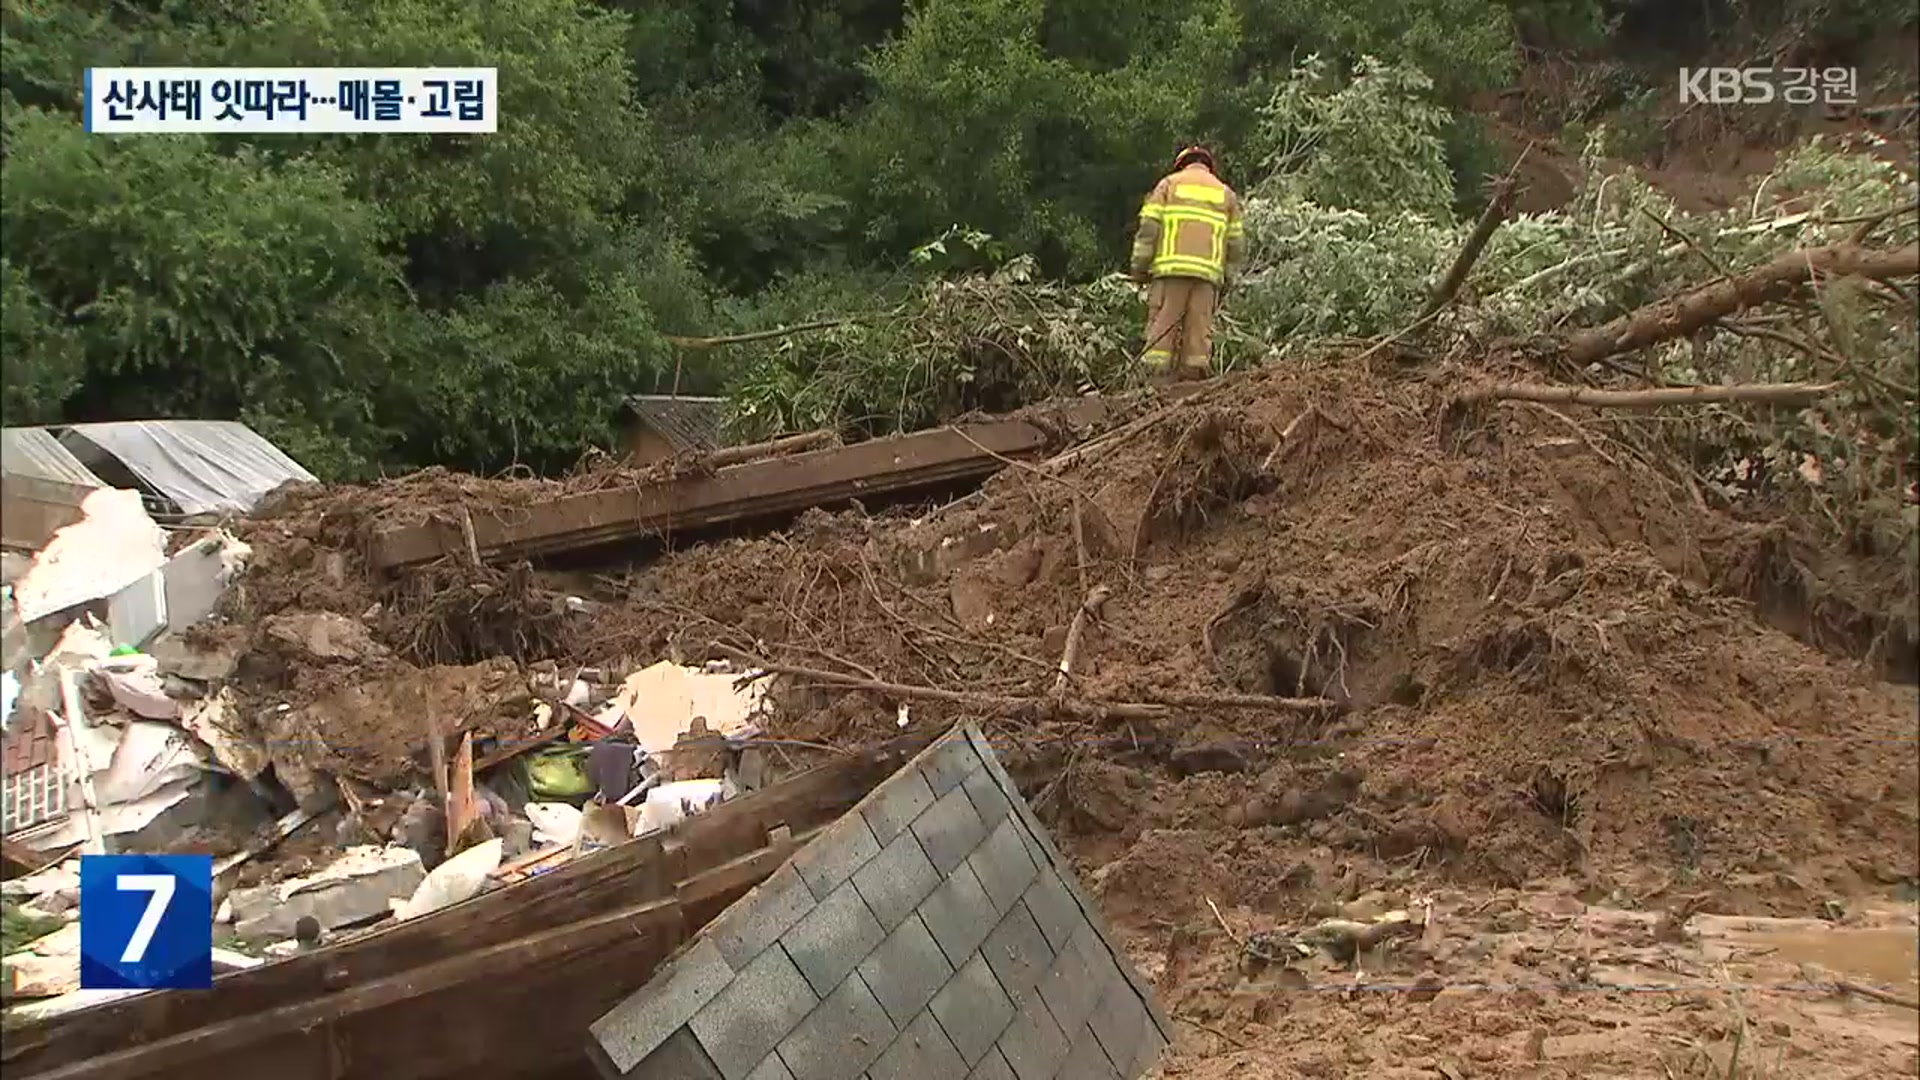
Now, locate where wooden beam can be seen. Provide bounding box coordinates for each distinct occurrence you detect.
[24,897,686,1080]
[20,830,824,1080]
[702,429,839,468]
[369,414,1090,570]
[1,837,68,879]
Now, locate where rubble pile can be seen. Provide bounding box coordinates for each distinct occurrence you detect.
[3,357,1915,1035]
[0,467,782,1014]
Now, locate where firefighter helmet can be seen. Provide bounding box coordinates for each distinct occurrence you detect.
[1173,145,1215,171]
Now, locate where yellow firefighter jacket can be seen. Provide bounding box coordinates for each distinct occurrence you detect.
[1130,164,1247,286]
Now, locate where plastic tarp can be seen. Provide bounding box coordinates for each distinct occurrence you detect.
[0,428,104,488]
[59,420,315,516]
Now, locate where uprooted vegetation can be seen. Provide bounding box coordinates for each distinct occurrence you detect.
[724,60,1919,682]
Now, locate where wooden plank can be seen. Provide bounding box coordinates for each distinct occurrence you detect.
[370,417,1058,569]
[4,729,938,1075]
[2,836,675,1068]
[1,837,68,878]
[444,732,481,854]
[23,828,818,1080]
[472,725,569,773]
[24,897,688,1080]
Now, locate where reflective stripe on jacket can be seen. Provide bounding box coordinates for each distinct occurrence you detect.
[1130,165,1246,285]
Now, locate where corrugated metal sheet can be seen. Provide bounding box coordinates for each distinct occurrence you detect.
[59,420,316,516]
[0,428,105,488]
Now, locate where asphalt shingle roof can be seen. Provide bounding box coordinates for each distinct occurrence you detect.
[621,396,730,454]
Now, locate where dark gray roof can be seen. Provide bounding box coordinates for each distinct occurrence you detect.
[621,395,731,454]
[586,722,1174,1080]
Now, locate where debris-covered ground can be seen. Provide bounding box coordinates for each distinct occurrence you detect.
[42,351,1905,1074]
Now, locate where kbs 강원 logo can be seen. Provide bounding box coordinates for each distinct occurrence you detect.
[79,854,214,990]
[1678,67,1859,105]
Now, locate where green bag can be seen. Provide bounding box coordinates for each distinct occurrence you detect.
[525,745,595,801]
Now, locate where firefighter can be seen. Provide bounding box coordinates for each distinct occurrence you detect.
[1129,146,1246,382]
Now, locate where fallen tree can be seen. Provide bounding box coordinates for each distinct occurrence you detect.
[1561,241,1920,366]
[1456,381,1838,408]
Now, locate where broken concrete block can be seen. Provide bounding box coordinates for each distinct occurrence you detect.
[147,630,245,682]
[230,845,425,940]
[262,612,387,663]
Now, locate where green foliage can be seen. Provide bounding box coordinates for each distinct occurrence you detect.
[1236,0,1518,100]
[846,0,1242,278]
[1,102,405,470]
[0,0,678,478]
[0,0,1911,489]
[1250,55,1456,219]
[728,256,1143,439]
[1,899,64,955]
[0,257,86,424]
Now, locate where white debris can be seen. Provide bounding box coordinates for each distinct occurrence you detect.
[0,860,79,900]
[636,778,735,835]
[612,660,767,755]
[525,802,583,847]
[94,656,180,720]
[12,488,167,624]
[228,846,427,940]
[391,838,504,921]
[93,721,207,806]
[5,987,150,1021]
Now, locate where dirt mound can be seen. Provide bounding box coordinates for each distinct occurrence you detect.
[576,361,1917,923]
[205,357,1917,926]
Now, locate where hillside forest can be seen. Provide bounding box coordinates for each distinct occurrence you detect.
[0,0,1914,498]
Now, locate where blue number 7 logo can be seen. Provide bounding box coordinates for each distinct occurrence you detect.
[79,854,214,990]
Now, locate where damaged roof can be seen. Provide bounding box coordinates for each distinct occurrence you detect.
[57,420,316,517]
[1,428,105,489]
[619,395,732,454]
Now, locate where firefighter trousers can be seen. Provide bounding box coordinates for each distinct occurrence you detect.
[1140,275,1217,379]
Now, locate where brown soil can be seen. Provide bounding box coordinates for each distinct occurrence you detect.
[1131,886,1919,1078]
[1486,29,1919,216]
[202,350,1918,1076]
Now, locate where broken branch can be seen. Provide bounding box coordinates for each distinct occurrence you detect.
[714,645,1341,720]
[1053,585,1112,697]
[1258,406,1318,473]
[1419,144,1529,322]
[700,430,839,468]
[662,314,879,349]
[1833,978,1920,1011]
[1130,415,1208,566]
[1455,381,1836,409]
